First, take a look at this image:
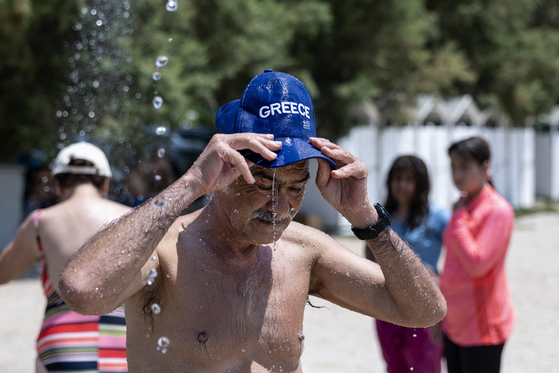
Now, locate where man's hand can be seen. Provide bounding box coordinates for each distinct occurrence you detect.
[187,133,281,196]
[310,137,376,226]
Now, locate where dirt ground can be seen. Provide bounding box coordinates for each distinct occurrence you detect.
[1,212,558,373]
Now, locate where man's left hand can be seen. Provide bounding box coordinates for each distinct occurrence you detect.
[310,137,376,226]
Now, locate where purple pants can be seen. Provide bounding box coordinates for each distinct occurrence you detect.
[376,319,443,373]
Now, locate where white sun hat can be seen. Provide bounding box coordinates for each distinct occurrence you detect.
[52,141,112,178]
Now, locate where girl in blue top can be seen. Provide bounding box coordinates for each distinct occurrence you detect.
[366,155,450,373]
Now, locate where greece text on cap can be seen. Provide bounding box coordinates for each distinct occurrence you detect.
[258,102,310,119]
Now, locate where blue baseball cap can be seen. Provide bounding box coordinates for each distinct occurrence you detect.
[216,69,337,168]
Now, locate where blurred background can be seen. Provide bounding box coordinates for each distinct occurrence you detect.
[3,0,559,241]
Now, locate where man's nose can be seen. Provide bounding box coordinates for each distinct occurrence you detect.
[266,188,290,218]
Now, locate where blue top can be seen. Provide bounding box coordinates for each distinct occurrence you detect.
[390,205,450,273]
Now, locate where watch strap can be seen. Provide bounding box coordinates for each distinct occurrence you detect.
[351,203,393,240]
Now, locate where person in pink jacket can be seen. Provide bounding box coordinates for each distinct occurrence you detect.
[440,136,515,373]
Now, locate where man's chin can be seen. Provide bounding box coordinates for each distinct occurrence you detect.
[250,219,290,242]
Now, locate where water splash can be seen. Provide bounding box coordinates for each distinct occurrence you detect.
[271,169,278,250]
[147,268,158,278]
[54,0,139,150]
[157,336,170,353]
[166,0,178,12]
[152,96,163,109]
[152,196,166,208]
[151,303,161,314]
[156,55,168,67]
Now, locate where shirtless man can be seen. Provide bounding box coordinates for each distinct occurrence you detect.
[59,70,446,373]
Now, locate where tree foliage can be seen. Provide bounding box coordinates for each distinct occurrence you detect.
[2,0,559,163]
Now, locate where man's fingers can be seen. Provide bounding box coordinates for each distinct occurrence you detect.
[223,148,255,184]
[229,134,282,161]
[332,162,367,180]
[315,158,332,189]
[320,146,355,166]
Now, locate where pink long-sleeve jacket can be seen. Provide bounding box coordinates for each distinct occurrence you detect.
[441,184,516,346]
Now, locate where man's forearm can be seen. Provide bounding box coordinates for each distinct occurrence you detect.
[366,228,446,327]
[59,174,201,314]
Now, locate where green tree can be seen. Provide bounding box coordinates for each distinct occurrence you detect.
[9,0,559,166]
[426,0,559,125]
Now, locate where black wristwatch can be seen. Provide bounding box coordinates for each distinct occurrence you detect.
[351,203,393,240]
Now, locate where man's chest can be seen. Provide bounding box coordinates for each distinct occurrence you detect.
[146,249,312,367]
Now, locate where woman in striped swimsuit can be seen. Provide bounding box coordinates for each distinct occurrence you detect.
[0,142,130,372]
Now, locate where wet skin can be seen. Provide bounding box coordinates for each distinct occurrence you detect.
[60,133,447,373]
[125,164,315,372]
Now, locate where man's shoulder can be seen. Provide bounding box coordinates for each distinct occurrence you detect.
[282,220,333,244]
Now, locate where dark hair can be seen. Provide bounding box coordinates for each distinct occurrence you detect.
[448,136,491,165]
[54,159,106,190]
[384,155,430,231]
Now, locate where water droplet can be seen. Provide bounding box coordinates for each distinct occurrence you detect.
[346,272,350,277]
[157,148,165,158]
[410,368,414,371]
[89,111,95,118]
[96,20,102,26]
[147,268,158,278]
[168,38,173,42]
[152,72,161,81]
[147,278,154,286]
[233,209,239,214]
[157,336,170,350]
[91,9,97,15]
[166,274,170,278]
[152,96,163,109]
[151,303,161,314]
[166,0,178,12]
[135,93,141,99]
[155,175,162,181]
[151,256,157,261]
[155,126,167,135]
[242,348,246,353]
[156,56,168,67]
[93,81,99,88]
[152,196,166,208]
[413,334,417,338]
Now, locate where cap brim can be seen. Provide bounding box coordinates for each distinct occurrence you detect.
[240,137,338,169]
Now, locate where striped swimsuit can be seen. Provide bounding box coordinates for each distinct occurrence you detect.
[34,210,128,372]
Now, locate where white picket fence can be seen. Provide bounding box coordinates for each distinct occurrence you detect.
[300,125,543,234]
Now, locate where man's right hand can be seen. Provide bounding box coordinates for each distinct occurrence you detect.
[186,133,282,197]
